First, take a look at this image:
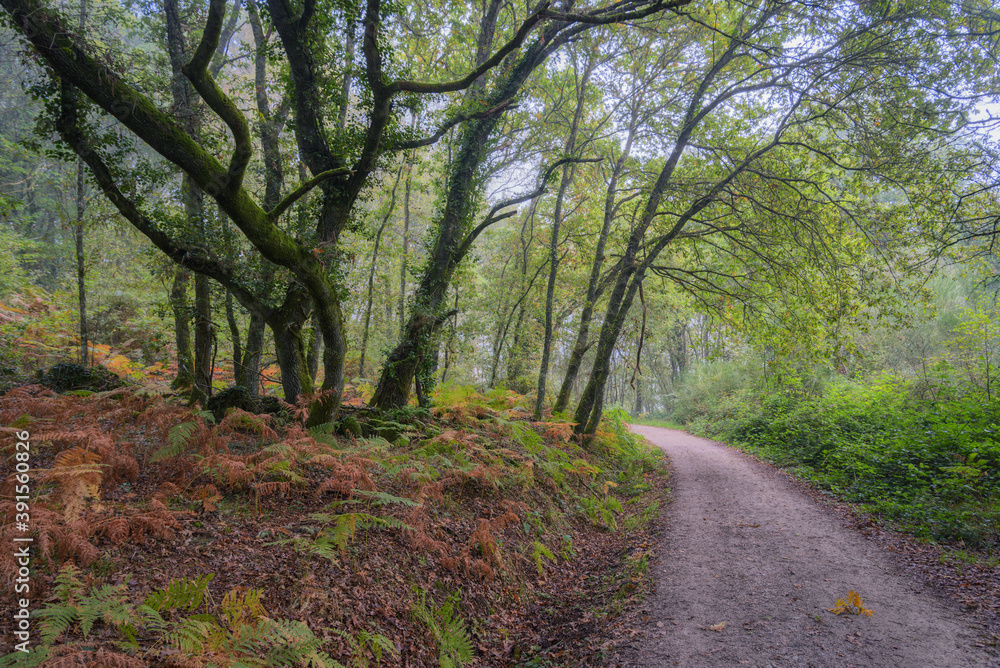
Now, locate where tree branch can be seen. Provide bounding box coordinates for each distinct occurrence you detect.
[268,167,353,222]
[183,0,253,192]
[394,100,515,151]
[456,156,601,259]
[56,81,265,317]
[388,2,550,95]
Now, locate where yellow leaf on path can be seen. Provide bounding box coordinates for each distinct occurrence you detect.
[828,590,874,617]
[708,622,726,632]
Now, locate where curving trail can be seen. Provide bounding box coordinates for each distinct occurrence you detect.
[610,426,997,668]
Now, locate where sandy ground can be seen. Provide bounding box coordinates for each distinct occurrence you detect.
[608,426,998,668]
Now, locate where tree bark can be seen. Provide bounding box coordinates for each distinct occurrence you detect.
[75,158,87,366]
[170,269,195,388]
[553,120,636,414]
[534,51,594,419]
[397,149,415,338]
[226,288,243,383]
[371,12,572,410]
[360,163,404,378]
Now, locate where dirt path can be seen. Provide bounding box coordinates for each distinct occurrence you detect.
[610,426,997,667]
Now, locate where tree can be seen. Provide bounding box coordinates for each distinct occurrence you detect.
[370,0,690,409]
[3,0,691,423]
[568,0,1000,435]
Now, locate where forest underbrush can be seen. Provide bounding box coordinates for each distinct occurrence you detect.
[0,379,667,667]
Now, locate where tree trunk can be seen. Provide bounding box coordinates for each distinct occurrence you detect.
[240,311,266,396]
[267,286,313,405]
[74,0,88,366]
[360,163,404,378]
[226,289,243,384]
[307,311,322,383]
[171,269,195,389]
[553,118,638,415]
[75,158,87,366]
[534,52,594,419]
[194,271,213,397]
[371,11,564,410]
[397,151,414,338]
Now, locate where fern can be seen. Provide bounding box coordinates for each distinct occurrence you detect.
[507,421,543,453]
[580,495,623,530]
[411,590,474,668]
[144,573,214,614]
[266,620,341,667]
[332,627,399,667]
[531,541,555,575]
[271,513,412,563]
[353,489,421,507]
[35,565,150,646]
[154,420,199,461]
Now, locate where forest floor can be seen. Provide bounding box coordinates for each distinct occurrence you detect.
[608,426,1000,668]
[0,380,668,667]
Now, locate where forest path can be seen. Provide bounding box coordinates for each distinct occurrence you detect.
[609,426,996,667]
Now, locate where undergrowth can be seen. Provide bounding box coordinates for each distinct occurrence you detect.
[0,381,665,666]
[680,374,1000,549]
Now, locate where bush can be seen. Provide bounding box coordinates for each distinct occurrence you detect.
[682,371,1000,547]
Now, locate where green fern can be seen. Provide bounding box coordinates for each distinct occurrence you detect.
[154,420,200,461]
[14,568,338,667]
[530,541,555,575]
[353,489,421,507]
[144,573,214,614]
[580,495,624,530]
[272,513,413,562]
[0,646,53,667]
[509,422,543,453]
[332,627,399,667]
[35,565,148,645]
[411,590,474,668]
[266,619,340,667]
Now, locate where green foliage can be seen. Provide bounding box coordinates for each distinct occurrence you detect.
[692,373,1000,547]
[580,495,624,531]
[4,565,338,667]
[331,627,399,668]
[154,420,200,461]
[624,500,659,531]
[143,573,214,614]
[272,513,413,563]
[530,541,555,575]
[411,590,474,668]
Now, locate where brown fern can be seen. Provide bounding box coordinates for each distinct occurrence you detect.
[43,446,103,523]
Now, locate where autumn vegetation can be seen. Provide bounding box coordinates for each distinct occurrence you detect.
[1,0,1000,664]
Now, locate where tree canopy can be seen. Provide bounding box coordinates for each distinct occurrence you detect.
[1,0,998,432]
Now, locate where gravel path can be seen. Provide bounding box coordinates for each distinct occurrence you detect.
[610,426,997,667]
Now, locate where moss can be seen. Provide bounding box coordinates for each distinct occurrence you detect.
[41,363,124,392]
[337,416,363,438]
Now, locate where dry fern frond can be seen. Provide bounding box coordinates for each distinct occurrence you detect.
[190,484,223,512]
[89,648,148,667]
[42,447,104,523]
[254,481,291,498]
[314,460,376,498]
[469,558,495,582]
[158,481,183,498]
[469,519,502,568]
[99,517,130,545]
[218,408,279,442]
[200,454,253,489]
[538,422,575,443]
